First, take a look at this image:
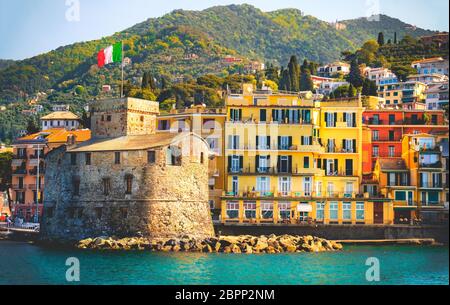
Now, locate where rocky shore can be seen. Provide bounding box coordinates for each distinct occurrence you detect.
[76,234,343,253]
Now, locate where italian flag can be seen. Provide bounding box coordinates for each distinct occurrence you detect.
[97,42,122,68]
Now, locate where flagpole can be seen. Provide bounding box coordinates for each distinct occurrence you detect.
[121,41,124,98]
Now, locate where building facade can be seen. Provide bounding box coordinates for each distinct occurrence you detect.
[221,85,392,225]
[41,97,214,241]
[41,111,80,131]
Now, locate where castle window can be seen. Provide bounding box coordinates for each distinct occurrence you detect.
[125,174,133,195]
[102,178,111,196]
[107,115,112,121]
[70,153,77,165]
[94,207,103,220]
[45,207,54,218]
[200,152,204,164]
[85,153,91,165]
[114,152,121,164]
[120,207,128,218]
[140,116,144,122]
[166,146,182,166]
[72,177,80,196]
[147,151,156,164]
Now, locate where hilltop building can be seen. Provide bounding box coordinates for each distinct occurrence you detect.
[41,111,80,131]
[317,62,350,78]
[41,97,214,241]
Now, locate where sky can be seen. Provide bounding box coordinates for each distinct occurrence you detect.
[0,0,448,60]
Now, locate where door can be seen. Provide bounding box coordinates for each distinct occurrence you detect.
[260,109,267,122]
[373,202,384,224]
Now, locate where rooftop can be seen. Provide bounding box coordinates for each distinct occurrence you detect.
[67,132,202,152]
[412,57,445,65]
[14,129,91,144]
[378,158,408,171]
[40,111,80,120]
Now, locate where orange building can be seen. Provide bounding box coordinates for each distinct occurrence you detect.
[11,129,91,221]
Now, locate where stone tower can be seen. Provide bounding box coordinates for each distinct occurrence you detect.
[89,97,159,138]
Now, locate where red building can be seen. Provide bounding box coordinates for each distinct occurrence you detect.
[363,109,448,171]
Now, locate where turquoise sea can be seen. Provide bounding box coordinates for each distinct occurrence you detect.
[0,241,448,285]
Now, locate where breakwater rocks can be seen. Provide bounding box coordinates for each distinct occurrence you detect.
[76,234,343,253]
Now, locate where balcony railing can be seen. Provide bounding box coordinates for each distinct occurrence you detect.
[12,168,27,175]
[228,166,326,176]
[372,136,401,142]
[222,191,377,199]
[29,167,45,176]
[419,182,443,188]
[12,184,26,190]
[419,161,442,169]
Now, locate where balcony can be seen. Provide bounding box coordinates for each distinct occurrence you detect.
[29,167,45,176]
[27,184,43,190]
[12,184,26,190]
[419,182,443,189]
[323,147,357,154]
[419,161,442,169]
[372,136,401,142]
[228,166,325,176]
[12,168,27,175]
[394,201,417,207]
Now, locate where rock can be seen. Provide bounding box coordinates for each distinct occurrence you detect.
[254,240,268,252]
[223,246,232,253]
[162,245,172,252]
[266,246,276,254]
[214,242,221,252]
[231,244,241,254]
[202,244,213,253]
[285,244,297,253]
[172,245,181,252]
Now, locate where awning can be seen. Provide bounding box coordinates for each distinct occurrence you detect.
[297,204,312,212]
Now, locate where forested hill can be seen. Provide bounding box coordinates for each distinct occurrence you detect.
[0,4,437,104]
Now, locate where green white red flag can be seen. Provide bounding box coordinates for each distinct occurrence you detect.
[97,42,122,67]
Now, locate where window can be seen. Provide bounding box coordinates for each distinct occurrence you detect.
[107,115,112,122]
[372,146,379,157]
[229,155,242,173]
[125,175,133,195]
[200,152,204,164]
[278,136,291,150]
[356,202,365,220]
[303,177,312,197]
[72,177,80,196]
[301,136,312,145]
[279,177,291,196]
[327,139,335,153]
[345,159,353,176]
[114,152,121,164]
[279,202,291,220]
[388,146,395,157]
[226,202,239,219]
[70,153,77,165]
[257,177,271,195]
[344,112,356,127]
[244,202,256,219]
[120,207,128,218]
[343,202,351,220]
[256,155,270,173]
[372,130,379,141]
[345,182,353,196]
[158,120,169,131]
[316,202,325,221]
[167,146,182,166]
[102,178,111,196]
[147,151,156,164]
[228,135,240,149]
[327,182,334,197]
[329,202,338,220]
[395,191,406,201]
[230,109,242,122]
[304,156,310,169]
[325,112,336,127]
[95,207,103,220]
[232,176,239,195]
[256,136,270,150]
[85,153,91,165]
[277,156,291,173]
[316,182,323,197]
[343,139,355,153]
[206,138,219,152]
[261,202,273,219]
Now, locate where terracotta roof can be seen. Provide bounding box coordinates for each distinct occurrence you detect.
[412,57,444,65]
[378,158,408,171]
[40,111,79,120]
[67,132,204,152]
[16,129,91,143]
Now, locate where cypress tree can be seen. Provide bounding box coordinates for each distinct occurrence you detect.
[279,69,291,91]
[348,59,364,88]
[377,32,385,46]
[394,32,397,44]
[287,55,300,92]
[300,69,314,91]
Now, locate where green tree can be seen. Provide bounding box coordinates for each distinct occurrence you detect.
[26,118,39,135]
[347,59,364,88]
[348,84,356,97]
[299,69,314,91]
[377,32,385,46]
[0,152,13,211]
[287,55,300,92]
[279,68,291,91]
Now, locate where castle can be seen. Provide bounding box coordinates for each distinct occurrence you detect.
[40,97,214,241]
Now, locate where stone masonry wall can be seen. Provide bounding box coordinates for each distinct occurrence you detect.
[40,136,214,241]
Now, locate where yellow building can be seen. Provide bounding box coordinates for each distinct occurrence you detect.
[377,81,427,108]
[156,104,227,217]
[221,84,393,225]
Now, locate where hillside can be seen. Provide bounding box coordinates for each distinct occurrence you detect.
[0,4,437,105]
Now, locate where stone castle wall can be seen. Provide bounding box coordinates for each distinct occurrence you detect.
[40,136,214,241]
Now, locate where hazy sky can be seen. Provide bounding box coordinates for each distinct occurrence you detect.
[0,0,448,60]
